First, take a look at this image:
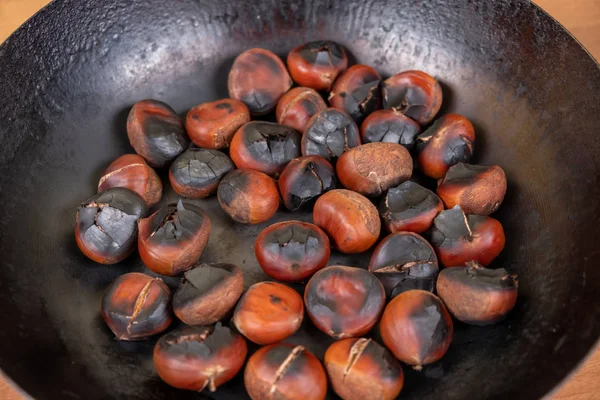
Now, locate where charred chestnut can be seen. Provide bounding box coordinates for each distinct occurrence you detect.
[360,109,421,151]
[276,87,328,133]
[169,148,234,199]
[329,64,382,123]
[278,155,336,211]
[185,98,250,149]
[302,108,361,161]
[287,40,348,91]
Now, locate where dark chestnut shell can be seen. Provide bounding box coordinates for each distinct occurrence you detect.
[169,148,234,198]
[278,155,336,211]
[302,108,361,161]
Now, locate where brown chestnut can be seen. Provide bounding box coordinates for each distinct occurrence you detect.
[228,48,293,115]
[169,148,234,199]
[324,338,404,400]
[302,108,361,161]
[138,200,211,276]
[276,87,328,133]
[255,221,330,282]
[380,290,453,368]
[153,324,247,392]
[101,272,172,340]
[336,142,413,197]
[217,169,280,224]
[313,189,380,253]
[437,261,518,325]
[173,263,244,325]
[304,266,385,339]
[381,70,442,126]
[244,343,327,400]
[126,99,190,168]
[185,98,250,149]
[329,64,382,123]
[360,109,421,151]
[278,155,336,211]
[416,113,475,179]
[287,40,348,91]
[437,163,507,215]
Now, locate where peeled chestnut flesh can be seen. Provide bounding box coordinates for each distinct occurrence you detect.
[330,64,382,123]
[302,108,361,161]
[287,40,348,91]
[169,148,234,198]
[360,109,421,151]
[185,98,250,149]
[276,87,328,133]
[278,155,336,211]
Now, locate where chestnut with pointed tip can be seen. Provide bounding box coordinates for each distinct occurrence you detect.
[185,98,250,149]
[302,108,361,161]
[329,64,382,123]
[276,87,328,133]
[169,148,234,199]
[287,40,348,91]
[360,109,421,151]
[278,155,336,211]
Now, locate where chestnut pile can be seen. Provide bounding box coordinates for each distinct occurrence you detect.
[75,40,518,400]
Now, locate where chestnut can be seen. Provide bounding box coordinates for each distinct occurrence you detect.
[169,148,234,199]
[287,40,348,91]
[437,261,518,325]
[229,121,301,177]
[336,142,412,197]
[379,290,453,368]
[185,98,250,149]
[415,113,475,179]
[173,263,244,325]
[381,70,442,126]
[379,181,443,234]
[244,343,327,400]
[302,108,361,161]
[98,154,162,208]
[278,155,336,211]
[217,169,280,224]
[313,189,380,253]
[232,281,304,344]
[153,324,247,392]
[430,206,505,267]
[329,64,382,123]
[101,272,172,340]
[304,265,385,339]
[138,200,211,276]
[126,99,190,168]
[437,162,507,215]
[276,87,328,133]
[324,338,404,400]
[360,109,421,151]
[75,187,148,264]
[255,221,330,282]
[228,48,293,115]
[368,232,439,299]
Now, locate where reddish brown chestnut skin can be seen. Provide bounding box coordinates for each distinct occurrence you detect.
[313,189,380,253]
[416,114,476,179]
[380,290,453,368]
[276,87,328,133]
[278,155,336,211]
[101,272,172,340]
[217,169,280,224]
[173,263,244,325]
[127,99,190,168]
[304,266,385,339]
[228,48,293,115]
[430,206,505,267]
[381,71,443,126]
[169,148,234,199]
[336,143,413,197]
[330,64,382,123]
[324,338,404,400]
[302,108,361,161]
[244,343,327,400]
[185,98,250,149]
[360,109,421,152]
[437,262,518,325]
[437,163,508,215]
[138,200,211,276]
[153,324,247,392]
[287,40,348,91]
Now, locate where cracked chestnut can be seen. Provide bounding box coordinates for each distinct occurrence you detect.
[185,98,250,149]
[302,108,361,161]
[169,148,234,199]
[287,40,348,91]
[360,109,421,151]
[276,87,328,133]
[329,64,382,123]
[278,155,336,211]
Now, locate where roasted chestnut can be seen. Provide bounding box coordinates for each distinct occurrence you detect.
[379,181,444,234]
[380,290,453,369]
[101,272,172,340]
[437,261,518,325]
[278,155,336,211]
[228,48,293,115]
[415,113,475,179]
[185,98,250,149]
[169,148,235,199]
[229,121,301,177]
[232,281,304,344]
[302,108,361,161]
[126,99,190,168]
[360,109,421,151]
[153,324,247,392]
[336,142,412,197]
[304,265,385,339]
[287,40,348,91]
[138,200,211,276]
[313,189,380,253]
[244,343,328,400]
[217,169,280,224]
[173,263,244,325]
[75,187,148,264]
[437,163,507,215]
[430,206,505,267]
[329,64,382,123]
[381,70,442,126]
[324,338,404,400]
[276,87,328,133]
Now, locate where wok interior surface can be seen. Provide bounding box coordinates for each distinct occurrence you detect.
[0,0,599,399]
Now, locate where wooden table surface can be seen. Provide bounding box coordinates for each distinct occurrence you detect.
[0,0,599,399]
